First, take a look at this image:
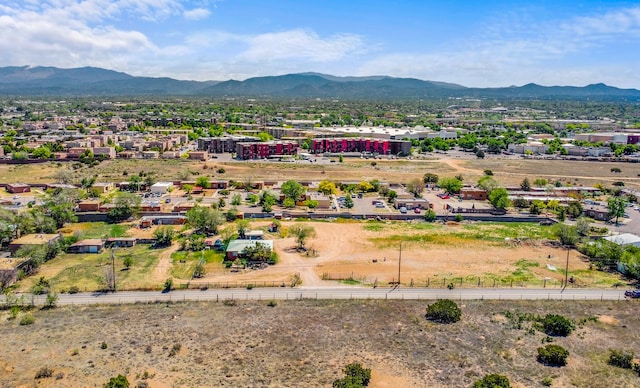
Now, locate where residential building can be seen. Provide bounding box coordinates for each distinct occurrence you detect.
[8,234,61,255]
[311,138,411,156]
[235,141,298,160]
[6,183,30,194]
[68,239,105,254]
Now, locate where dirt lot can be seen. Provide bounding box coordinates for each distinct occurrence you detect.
[1,300,638,387]
[2,154,637,190]
[190,221,623,289]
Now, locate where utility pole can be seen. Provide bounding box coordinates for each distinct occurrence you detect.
[397,242,402,286]
[111,248,116,292]
[563,245,569,291]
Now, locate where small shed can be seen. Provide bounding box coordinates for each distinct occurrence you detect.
[68,239,105,254]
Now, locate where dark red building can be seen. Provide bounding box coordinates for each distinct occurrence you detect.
[311,138,411,156]
[235,141,297,160]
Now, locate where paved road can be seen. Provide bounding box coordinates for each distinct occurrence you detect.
[2,287,630,306]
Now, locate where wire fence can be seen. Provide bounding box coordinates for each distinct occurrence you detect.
[321,272,625,289]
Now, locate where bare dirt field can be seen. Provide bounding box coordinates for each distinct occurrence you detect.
[189,221,623,289]
[1,299,638,387]
[3,155,637,190]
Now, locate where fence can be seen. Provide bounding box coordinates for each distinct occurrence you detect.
[320,272,615,289]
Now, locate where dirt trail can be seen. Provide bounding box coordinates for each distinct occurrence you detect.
[152,242,180,282]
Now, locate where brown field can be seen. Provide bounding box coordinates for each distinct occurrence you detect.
[184,221,622,289]
[1,155,638,189]
[1,299,639,387]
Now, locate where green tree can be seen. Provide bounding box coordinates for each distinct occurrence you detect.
[186,206,225,235]
[520,178,531,191]
[607,196,627,225]
[108,192,141,222]
[488,188,511,210]
[567,201,583,218]
[123,256,133,269]
[423,209,437,222]
[553,223,578,246]
[195,176,211,189]
[127,174,142,192]
[423,173,439,185]
[260,190,277,212]
[406,178,424,197]
[182,184,194,195]
[472,374,511,388]
[343,195,354,209]
[439,177,463,194]
[477,176,498,195]
[153,226,175,247]
[231,194,242,206]
[288,224,316,250]
[32,146,52,159]
[425,299,461,324]
[281,180,306,201]
[236,219,250,239]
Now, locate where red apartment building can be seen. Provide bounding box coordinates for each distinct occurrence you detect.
[311,138,411,156]
[235,141,297,160]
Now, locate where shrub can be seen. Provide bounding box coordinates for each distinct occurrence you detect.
[608,349,634,369]
[425,299,461,324]
[104,374,130,388]
[267,300,277,307]
[168,343,181,357]
[35,366,54,379]
[333,363,371,388]
[541,376,553,386]
[423,209,437,222]
[68,285,80,294]
[454,214,464,222]
[537,344,569,366]
[472,373,511,388]
[541,314,575,336]
[19,314,35,325]
[101,342,108,349]
[163,278,173,293]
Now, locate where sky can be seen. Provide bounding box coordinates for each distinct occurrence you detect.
[1,0,640,88]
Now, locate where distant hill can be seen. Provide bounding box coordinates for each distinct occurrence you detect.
[0,65,639,100]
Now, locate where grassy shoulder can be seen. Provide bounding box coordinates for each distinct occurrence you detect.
[17,244,163,292]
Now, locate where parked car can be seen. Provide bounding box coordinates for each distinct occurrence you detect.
[414,208,421,214]
[625,290,640,298]
[399,207,407,214]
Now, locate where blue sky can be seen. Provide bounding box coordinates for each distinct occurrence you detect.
[1,0,640,87]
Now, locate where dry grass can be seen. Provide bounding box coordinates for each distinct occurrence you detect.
[0,300,638,387]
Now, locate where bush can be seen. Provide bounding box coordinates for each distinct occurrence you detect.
[541,376,553,386]
[454,214,464,222]
[541,314,575,336]
[425,299,461,324]
[101,342,108,349]
[423,209,437,222]
[537,344,569,366]
[104,374,130,388]
[162,278,173,293]
[608,349,634,369]
[68,285,80,294]
[168,343,181,357]
[333,363,371,388]
[472,373,511,388]
[19,314,35,325]
[35,366,54,379]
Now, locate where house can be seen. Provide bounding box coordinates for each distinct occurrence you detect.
[583,205,611,221]
[150,182,174,194]
[90,182,115,193]
[6,183,31,194]
[225,239,274,261]
[105,238,136,248]
[139,215,186,228]
[188,151,208,160]
[78,200,101,212]
[68,239,105,253]
[243,230,264,240]
[8,233,61,255]
[603,233,640,248]
[460,187,487,201]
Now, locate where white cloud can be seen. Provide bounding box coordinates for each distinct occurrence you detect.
[183,8,210,20]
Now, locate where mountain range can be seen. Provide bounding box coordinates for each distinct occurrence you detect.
[1,65,639,100]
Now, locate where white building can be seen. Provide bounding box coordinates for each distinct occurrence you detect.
[150,182,174,194]
[603,233,640,248]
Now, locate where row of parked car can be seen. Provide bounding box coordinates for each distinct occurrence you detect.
[624,289,640,298]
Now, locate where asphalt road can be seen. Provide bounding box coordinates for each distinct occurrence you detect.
[2,287,630,306]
